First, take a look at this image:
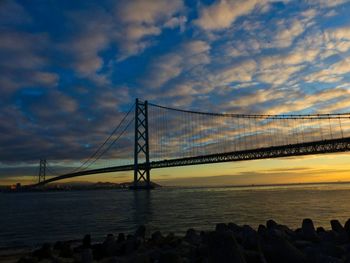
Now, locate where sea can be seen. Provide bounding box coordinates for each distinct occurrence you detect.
[1,183,350,248]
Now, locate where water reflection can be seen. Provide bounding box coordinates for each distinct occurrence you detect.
[131,190,153,229]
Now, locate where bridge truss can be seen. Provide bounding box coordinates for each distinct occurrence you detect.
[33,99,350,188]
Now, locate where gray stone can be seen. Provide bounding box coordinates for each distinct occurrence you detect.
[215,223,228,232]
[117,233,125,243]
[32,243,52,260]
[262,235,307,263]
[266,219,278,229]
[159,251,182,263]
[240,225,258,250]
[185,228,201,245]
[135,225,146,239]
[228,222,241,234]
[331,220,345,233]
[302,218,319,241]
[83,234,91,248]
[207,231,246,263]
[103,234,118,257]
[81,248,93,263]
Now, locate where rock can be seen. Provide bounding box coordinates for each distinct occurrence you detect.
[103,234,118,257]
[318,230,337,243]
[331,220,345,233]
[125,237,139,254]
[301,218,318,241]
[319,243,345,258]
[32,243,52,260]
[164,232,181,247]
[317,227,326,233]
[303,242,345,261]
[240,225,258,250]
[151,231,164,246]
[81,248,93,263]
[345,219,350,233]
[17,256,38,263]
[159,251,182,263]
[258,225,267,236]
[83,234,91,248]
[243,249,261,263]
[216,223,228,233]
[294,240,314,249]
[228,223,241,234]
[58,242,73,258]
[135,225,146,239]
[185,228,201,245]
[207,231,246,263]
[117,233,125,243]
[266,219,278,229]
[262,235,307,263]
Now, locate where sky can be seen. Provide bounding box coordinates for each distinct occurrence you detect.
[1,0,350,186]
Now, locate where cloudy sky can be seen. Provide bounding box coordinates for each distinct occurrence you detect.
[1,0,350,186]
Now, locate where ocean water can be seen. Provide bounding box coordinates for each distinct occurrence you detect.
[1,183,350,248]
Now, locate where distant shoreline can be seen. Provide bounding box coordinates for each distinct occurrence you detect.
[163,180,350,189]
[2,180,350,193]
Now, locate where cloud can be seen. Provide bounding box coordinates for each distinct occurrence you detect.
[307,0,349,8]
[60,0,185,81]
[324,26,350,53]
[141,40,211,89]
[0,31,58,94]
[273,20,306,48]
[212,59,257,85]
[305,56,350,83]
[0,0,32,26]
[113,0,185,59]
[194,0,262,30]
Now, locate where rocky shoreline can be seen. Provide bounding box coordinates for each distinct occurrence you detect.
[11,218,350,263]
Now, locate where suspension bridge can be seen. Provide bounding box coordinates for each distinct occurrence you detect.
[33,99,350,189]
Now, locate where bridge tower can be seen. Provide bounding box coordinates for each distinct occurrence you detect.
[131,99,153,190]
[38,159,46,183]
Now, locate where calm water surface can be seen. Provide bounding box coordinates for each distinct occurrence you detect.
[1,184,350,248]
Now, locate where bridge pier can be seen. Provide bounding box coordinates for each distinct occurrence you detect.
[130,99,153,190]
[38,159,46,183]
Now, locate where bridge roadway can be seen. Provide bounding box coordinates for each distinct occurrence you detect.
[35,137,350,186]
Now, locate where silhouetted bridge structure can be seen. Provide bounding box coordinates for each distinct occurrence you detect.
[35,99,350,189]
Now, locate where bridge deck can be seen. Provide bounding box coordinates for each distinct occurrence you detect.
[34,137,350,186]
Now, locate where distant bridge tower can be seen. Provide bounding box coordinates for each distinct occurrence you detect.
[38,159,46,183]
[131,99,152,190]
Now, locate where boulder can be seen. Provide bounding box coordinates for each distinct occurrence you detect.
[81,248,93,263]
[331,220,345,233]
[262,235,307,263]
[228,222,241,234]
[151,231,164,246]
[216,223,228,233]
[266,219,278,229]
[240,225,258,250]
[159,251,182,263]
[135,225,146,239]
[301,218,319,241]
[83,234,91,248]
[117,233,126,243]
[17,256,39,263]
[185,228,201,245]
[32,243,52,260]
[207,231,246,263]
[58,242,73,258]
[317,227,326,233]
[102,234,118,257]
[344,219,350,233]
